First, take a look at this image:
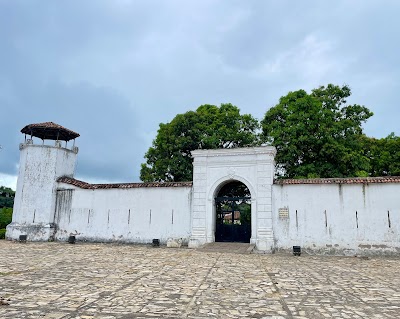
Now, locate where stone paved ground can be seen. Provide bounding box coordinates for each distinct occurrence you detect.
[0,241,399,319]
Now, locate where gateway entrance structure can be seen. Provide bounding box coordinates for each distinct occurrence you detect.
[6,123,400,255]
[188,147,276,250]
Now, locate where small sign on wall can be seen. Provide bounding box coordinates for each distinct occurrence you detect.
[278,207,289,219]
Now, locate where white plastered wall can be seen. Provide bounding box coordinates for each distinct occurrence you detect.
[54,184,192,244]
[272,183,400,254]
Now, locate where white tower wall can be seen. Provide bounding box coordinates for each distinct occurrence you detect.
[6,141,78,241]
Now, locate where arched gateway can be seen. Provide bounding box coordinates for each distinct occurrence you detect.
[215,181,251,242]
[188,147,276,251]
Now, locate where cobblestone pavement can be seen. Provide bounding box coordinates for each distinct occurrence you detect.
[0,241,399,319]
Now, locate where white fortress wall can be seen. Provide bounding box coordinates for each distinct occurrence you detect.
[6,122,400,254]
[54,182,193,244]
[272,182,400,254]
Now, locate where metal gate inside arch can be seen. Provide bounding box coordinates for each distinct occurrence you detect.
[215,181,251,243]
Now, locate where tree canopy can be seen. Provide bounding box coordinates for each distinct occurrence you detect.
[140,103,259,182]
[141,84,398,181]
[261,84,374,178]
[361,133,400,177]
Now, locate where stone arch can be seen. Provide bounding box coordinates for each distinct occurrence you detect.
[208,175,256,202]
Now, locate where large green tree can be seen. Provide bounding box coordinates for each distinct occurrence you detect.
[141,103,259,182]
[361,133,400,176]
[261,84,374,178]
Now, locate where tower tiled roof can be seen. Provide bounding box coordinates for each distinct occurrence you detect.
[21,122,80,141]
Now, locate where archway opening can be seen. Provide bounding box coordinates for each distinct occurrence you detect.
[215,180,251,243]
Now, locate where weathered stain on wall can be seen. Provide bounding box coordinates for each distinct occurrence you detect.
[54,189,74,225]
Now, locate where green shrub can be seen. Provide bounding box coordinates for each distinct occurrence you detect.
[0,186,15,208]
[0,207,12,229]
[0,229,6,239]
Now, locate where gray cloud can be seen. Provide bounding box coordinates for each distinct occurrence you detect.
[1,0,399,187]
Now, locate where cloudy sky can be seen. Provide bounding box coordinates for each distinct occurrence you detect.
[0,0,399,189]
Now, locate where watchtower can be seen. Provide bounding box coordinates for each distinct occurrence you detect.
[6,122,79,241]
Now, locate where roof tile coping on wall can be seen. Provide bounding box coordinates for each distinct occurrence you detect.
[57,176,193,189]
[274,176,400,185]
[58,176,400,189]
